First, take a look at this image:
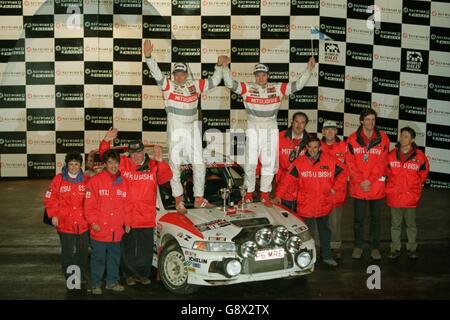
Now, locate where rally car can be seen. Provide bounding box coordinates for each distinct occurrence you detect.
[89,145,316,294]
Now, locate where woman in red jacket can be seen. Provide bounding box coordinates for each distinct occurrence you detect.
[275,137,346,267]
[386,127,429,260]
[85,150,129,295]
[44,151,90,289]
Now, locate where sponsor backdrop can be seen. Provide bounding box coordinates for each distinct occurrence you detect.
[0,0,449,188]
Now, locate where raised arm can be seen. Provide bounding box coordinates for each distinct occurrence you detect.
[144,39,170,91]
[222,57,245,95]
[283,56,315,96]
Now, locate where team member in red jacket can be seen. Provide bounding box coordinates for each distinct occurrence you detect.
[85,150,129,295]
[320,120,348,259]
[386,127,429,260]
[346,108,390,261]
[274,111,311,211]
[44,151,90,289]
[100,128,172,286]
[275,137,345,267]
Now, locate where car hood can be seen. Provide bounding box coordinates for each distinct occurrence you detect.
[184,203,305,240]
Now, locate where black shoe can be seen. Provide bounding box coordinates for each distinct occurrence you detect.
[387,250,401,259]
[407,250,418,259]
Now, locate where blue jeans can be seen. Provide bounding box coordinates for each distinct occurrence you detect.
[281,199,297,212]
[90,239,121,287]
[303,216,332,260]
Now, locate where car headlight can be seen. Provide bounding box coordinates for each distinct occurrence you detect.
[255,228,272,247]
[239,240,258,258]
[192,241,236,252]
[272,226,289,246]
[286,235,302,254]
[223,259,242,277]
[295,251,312,269]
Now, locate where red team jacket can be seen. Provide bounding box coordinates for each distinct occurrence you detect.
[84,170,128,242]
[274,129,310,201]
[100,140,172,228]
[44,170,90,234]
[386,143,429,208]
[346,126,390,200]
[320,138,348,207]
[276,152,345,218]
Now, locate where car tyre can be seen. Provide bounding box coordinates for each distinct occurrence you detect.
[159,241,200,295]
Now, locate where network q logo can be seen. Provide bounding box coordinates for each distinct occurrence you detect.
[319,117,323,123]
[172,0,178,6]
[400,104,405,110]
[56,92,62,98]
[56,138,63,144]
[203,117,209,124]
[403,7,408,13]
[0,93,3,99]
[0,139,4,145]
[27,69,33,75]
[28,161,34,167]
[114,0,120,4]
[143,69,149,76]
[85,115,91,121]
[114,92,120,98]
[232,0,238,5]
[172,47,178,53]
[292,0,298,5]
[427,131,433,137]
[143,116,149,122]
[202,23,208,29]
[262,23,267,29]
[429,83,435,89]
[319,71,325,77]
[231,47,238,53]
[346,50,352,56]
[373,77,379,83]
[55,45,61,52]
[85,68,91,75]
[114,138,120,144]
[84,21,90,28]
[114,46,120,51]
[345,97,351,103]
[202,70,208,77]
[27,115,33,121]
[290,47,297,53]
[431,34,436,40]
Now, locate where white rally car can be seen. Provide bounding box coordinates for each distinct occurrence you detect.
[89,146,316,294]
[154,160,316,294]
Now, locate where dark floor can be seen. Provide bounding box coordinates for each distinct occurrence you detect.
[0,179,449,300]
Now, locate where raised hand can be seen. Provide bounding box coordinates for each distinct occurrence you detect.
[152,145,163,162]
[144,39,153,58]
[104,127,118,142]
[307,56,316,71]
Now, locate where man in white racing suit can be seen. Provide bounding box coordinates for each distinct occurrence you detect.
[223,57,316,206]
[144,39,227,213]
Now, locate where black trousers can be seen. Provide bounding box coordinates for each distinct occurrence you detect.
[121,228,154,278]
[58,231,89,282]
[353,198,384,249]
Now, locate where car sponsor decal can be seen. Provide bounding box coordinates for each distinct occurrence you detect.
[294,225,308,234]
[159,212,204,239]
[195,219,231,232]
[208,236,226,241]
[177,232,192,242]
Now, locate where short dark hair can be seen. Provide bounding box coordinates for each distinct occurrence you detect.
[400,126,416,139]
[292,111,309,124]
[359,108,377,121]
[102,149,120,163]
[307,136,321,146]
[65,151,83,166]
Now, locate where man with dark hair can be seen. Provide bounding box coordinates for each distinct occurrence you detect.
[85,149,128,294]
[223,58,316,206]
[386,127,429,259]
[273,112,311,210]
[99,128,172,286]
[346,108,390,260]
[276,136,346,267]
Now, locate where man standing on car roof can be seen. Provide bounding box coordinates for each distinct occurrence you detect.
[223,56,316,207]
[144,39,228,214]
[99,128,172,286]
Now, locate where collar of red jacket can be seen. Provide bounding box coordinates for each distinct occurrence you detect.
[395,142,418,162]
[355,125,382,150]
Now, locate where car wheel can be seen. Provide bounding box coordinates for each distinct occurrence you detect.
[159,241,200,295]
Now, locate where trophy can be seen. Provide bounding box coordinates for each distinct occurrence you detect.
[239,185,247,210]
[219,188,231,214]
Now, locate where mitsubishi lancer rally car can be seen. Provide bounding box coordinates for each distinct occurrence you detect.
[88,145,316,294]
